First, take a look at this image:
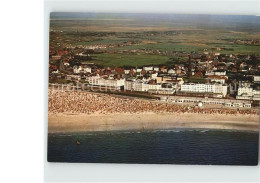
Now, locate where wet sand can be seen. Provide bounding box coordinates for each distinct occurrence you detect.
[48,112,259,133]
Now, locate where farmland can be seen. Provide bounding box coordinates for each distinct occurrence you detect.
[50,13,260,67]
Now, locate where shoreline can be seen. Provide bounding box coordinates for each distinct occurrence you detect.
[48,112,259,133]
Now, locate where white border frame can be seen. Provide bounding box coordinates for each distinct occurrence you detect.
[44,0,260,182]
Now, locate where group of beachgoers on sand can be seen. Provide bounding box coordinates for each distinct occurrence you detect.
[48,89,259,116]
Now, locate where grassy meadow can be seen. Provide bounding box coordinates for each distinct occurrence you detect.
[50,14,260,67]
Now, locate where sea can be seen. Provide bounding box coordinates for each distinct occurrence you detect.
[47,129,259,165]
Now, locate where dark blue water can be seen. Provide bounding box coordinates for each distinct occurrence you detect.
[48,129,259,165]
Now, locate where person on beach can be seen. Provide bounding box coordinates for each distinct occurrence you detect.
[48,89,259,115]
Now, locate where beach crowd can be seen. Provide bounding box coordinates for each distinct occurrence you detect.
[48,90,259,115]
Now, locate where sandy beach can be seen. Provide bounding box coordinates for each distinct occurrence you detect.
[48,112,259,133]
[48,90,259,133]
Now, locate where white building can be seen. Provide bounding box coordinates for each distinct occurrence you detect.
[207,76,226,84]
[224,102,251,108]
[168,69,176,75]
[52,69,59,74]
[64,62,70,66]
[143,66,153,71]
[73,66,82,74]
[166,96,251,108]
[214,70,226,76]
[125,80,161,92]
[154,67,159,71]
[210,78,225,84]
[73,65,91,74]
[136,68,142,73]
[148,84,162,90]
[237,84,260,100]
[237,86,253,97]
[151,73,158,79]
[180,83,227,97]
[87,76,125,89]
[253,76,260,82]
[206,70,226,76]
[124,70,130,74]
[83,66,91,73]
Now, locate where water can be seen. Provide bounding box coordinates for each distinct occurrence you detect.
[48,129,259,165]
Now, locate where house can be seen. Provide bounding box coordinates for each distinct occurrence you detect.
[151,72,158,79]
[129,69,135,75]
[207,75,227,84]
[160,66,167,73]
[63,59,70,66]
[73,66,82,74]
[213,70,226,76]
[52,69,59,74]
[240,62,247,68]
[176,69,183,75]
[156,76,163,83]
[83,66,91,73]
[168,69,176,75]
[124,69,130,74]
[143,66,153,71]
[154,67,159,71]
[136,68,142,73]
[140,70,147,75]
[115,67,124,74]
[253,76,260,83]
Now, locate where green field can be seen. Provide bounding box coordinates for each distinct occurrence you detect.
[50,14,260,67]
[50,30,260,56]
[92,53,170,67]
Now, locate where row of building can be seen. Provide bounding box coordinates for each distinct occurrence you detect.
[71,65,230,77]
[85,75,228,97]
[160,96,252,108]
[65,70,260,101]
